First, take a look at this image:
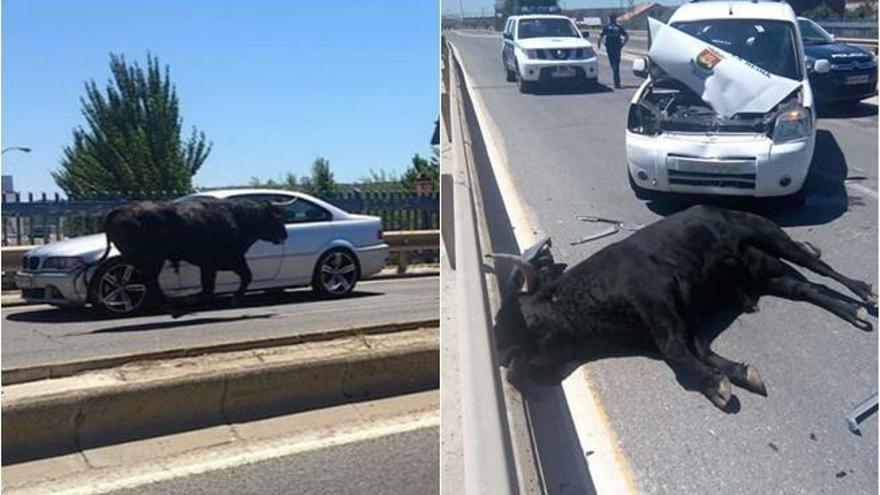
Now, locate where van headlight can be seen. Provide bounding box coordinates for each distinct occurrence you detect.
[772,106,811,143]
[42,256,85,272]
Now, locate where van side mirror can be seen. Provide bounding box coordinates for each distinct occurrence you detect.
[632,57,649,78]
[813,59,831,74]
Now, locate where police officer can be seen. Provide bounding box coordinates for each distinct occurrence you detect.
[598,13,629,89]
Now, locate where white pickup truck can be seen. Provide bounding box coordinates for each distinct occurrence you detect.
[502,15,599,93]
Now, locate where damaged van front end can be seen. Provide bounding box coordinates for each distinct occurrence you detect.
[626,11,816,199]
[626,77,815,197]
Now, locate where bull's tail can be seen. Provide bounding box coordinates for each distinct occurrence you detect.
[98,236,112,263]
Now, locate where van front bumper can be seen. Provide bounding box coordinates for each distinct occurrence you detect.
[625,131,815,197]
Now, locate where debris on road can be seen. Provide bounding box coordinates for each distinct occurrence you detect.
[570,215,644,245]
[845,391,878,434]
[768,442,779,452]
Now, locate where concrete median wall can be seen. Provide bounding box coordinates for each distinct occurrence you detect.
[2,329,439,465]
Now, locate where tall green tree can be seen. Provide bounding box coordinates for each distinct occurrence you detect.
[306,156,337,196]
[401,151,439,192]
[52,54,211,199]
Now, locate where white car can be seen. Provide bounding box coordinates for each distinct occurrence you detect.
[15,189,390,316]
[502,15,599,93]
[626,1,816,200]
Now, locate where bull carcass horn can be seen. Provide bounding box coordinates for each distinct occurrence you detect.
[270,197,298,207]
[485,253,538,295]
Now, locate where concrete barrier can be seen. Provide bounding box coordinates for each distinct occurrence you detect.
[2,328,439,465]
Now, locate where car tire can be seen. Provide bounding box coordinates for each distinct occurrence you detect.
[628,170,659,201]
[88,258,150,317]
[505,68,517,82]
[312,248,360,298]
[518,73,533,93]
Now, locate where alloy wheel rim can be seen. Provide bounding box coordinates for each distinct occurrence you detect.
[320,252,356,295]
[99,263,147,313]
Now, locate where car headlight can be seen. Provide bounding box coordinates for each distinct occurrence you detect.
[524,49,539,59]
[773,106,811,143]
[41,256,85,272]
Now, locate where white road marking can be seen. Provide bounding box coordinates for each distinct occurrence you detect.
[814,171,879,200]
[450,42,639,495]
[20,410,439,495]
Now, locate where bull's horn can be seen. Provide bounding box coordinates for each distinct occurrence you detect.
[271,197,298,207]
[485,253,538,295]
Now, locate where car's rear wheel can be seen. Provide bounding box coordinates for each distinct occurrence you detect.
[89,259,149,316]
[312,249,360,298]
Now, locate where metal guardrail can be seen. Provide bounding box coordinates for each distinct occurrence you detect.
[0,230,438,276]
[446,40,519,495]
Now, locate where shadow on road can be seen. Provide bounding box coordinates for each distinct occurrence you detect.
[5,289,383,324]
[817,101,878,119]
[645,130,863,227]
[529,80,613,96]
[81,313,278,335]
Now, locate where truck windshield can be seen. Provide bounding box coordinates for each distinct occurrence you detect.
[518,18,579,39]
[671,19,802,80]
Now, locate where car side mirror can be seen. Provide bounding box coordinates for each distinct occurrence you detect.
[581,30,590,38]
[814,59,831,74]
[829,33,836,42]
[633,57,649,78]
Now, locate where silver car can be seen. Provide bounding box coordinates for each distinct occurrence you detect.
[15,189,390,316]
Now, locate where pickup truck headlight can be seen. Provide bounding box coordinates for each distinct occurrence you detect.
[41,256,85,272]
[772,106,811,143]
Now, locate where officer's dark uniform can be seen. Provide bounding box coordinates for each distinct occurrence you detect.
[601,21,628,88]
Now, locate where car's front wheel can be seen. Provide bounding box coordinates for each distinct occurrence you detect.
[89,259,149,316]
[312,249,360,298]
[505,67,516,82]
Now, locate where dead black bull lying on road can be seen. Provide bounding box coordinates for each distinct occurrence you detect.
[488,205,877,411]
[94,196,295,318]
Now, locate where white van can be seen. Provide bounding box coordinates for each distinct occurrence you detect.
[626,1,817,201]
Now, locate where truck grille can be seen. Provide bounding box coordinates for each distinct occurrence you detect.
[535,48,583,60]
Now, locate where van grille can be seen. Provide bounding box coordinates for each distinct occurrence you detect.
[667,155,757,190]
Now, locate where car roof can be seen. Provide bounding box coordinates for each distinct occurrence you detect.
[187,188,349,218]
[669,1,796,24]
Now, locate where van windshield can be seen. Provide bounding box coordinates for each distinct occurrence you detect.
[670,19,802,80]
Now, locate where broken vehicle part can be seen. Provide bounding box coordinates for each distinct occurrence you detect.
[846,391,878,434]
[570,216,644,245]
[647,17,802,118]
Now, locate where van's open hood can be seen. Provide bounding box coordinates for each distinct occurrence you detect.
[647,17,801,118]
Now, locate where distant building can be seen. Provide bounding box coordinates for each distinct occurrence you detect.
[2,175,16,202]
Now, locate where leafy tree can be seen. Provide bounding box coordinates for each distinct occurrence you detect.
[401,151,439,192]
[52,54,211,199]
[306,156,337,196]
[802,2,838,20]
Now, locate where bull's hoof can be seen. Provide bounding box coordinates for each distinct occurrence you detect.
[801,241,822,259]
[170,308,184,319]
[707,376,732,410]
[744,365,768,397]
[854,306,872,331]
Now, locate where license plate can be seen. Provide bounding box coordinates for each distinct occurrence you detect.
[846,75,870,85]
[670,158,755,175]
[552,66,576,78]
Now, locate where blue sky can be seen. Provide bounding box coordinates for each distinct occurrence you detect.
[445,0,683,16]
[2,0,439,195]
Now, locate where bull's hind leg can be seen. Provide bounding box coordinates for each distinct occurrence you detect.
[739,215,876,305]
[692,335,768,396]
[199,268,217,301]
[643,307,732,410]
[765,276,872,331]
[142,260,184,318]
[230,257,252,307]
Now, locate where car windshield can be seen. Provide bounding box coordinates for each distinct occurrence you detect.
[671,19,802,80]
[518,18,579,39]
[798,18,834,45]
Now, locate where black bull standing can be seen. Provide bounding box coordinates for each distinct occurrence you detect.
[96,197,292,318]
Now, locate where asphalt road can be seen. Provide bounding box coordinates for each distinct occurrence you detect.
[449,30,878,495]
[2,276,439,370]
[107,426,439,495]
